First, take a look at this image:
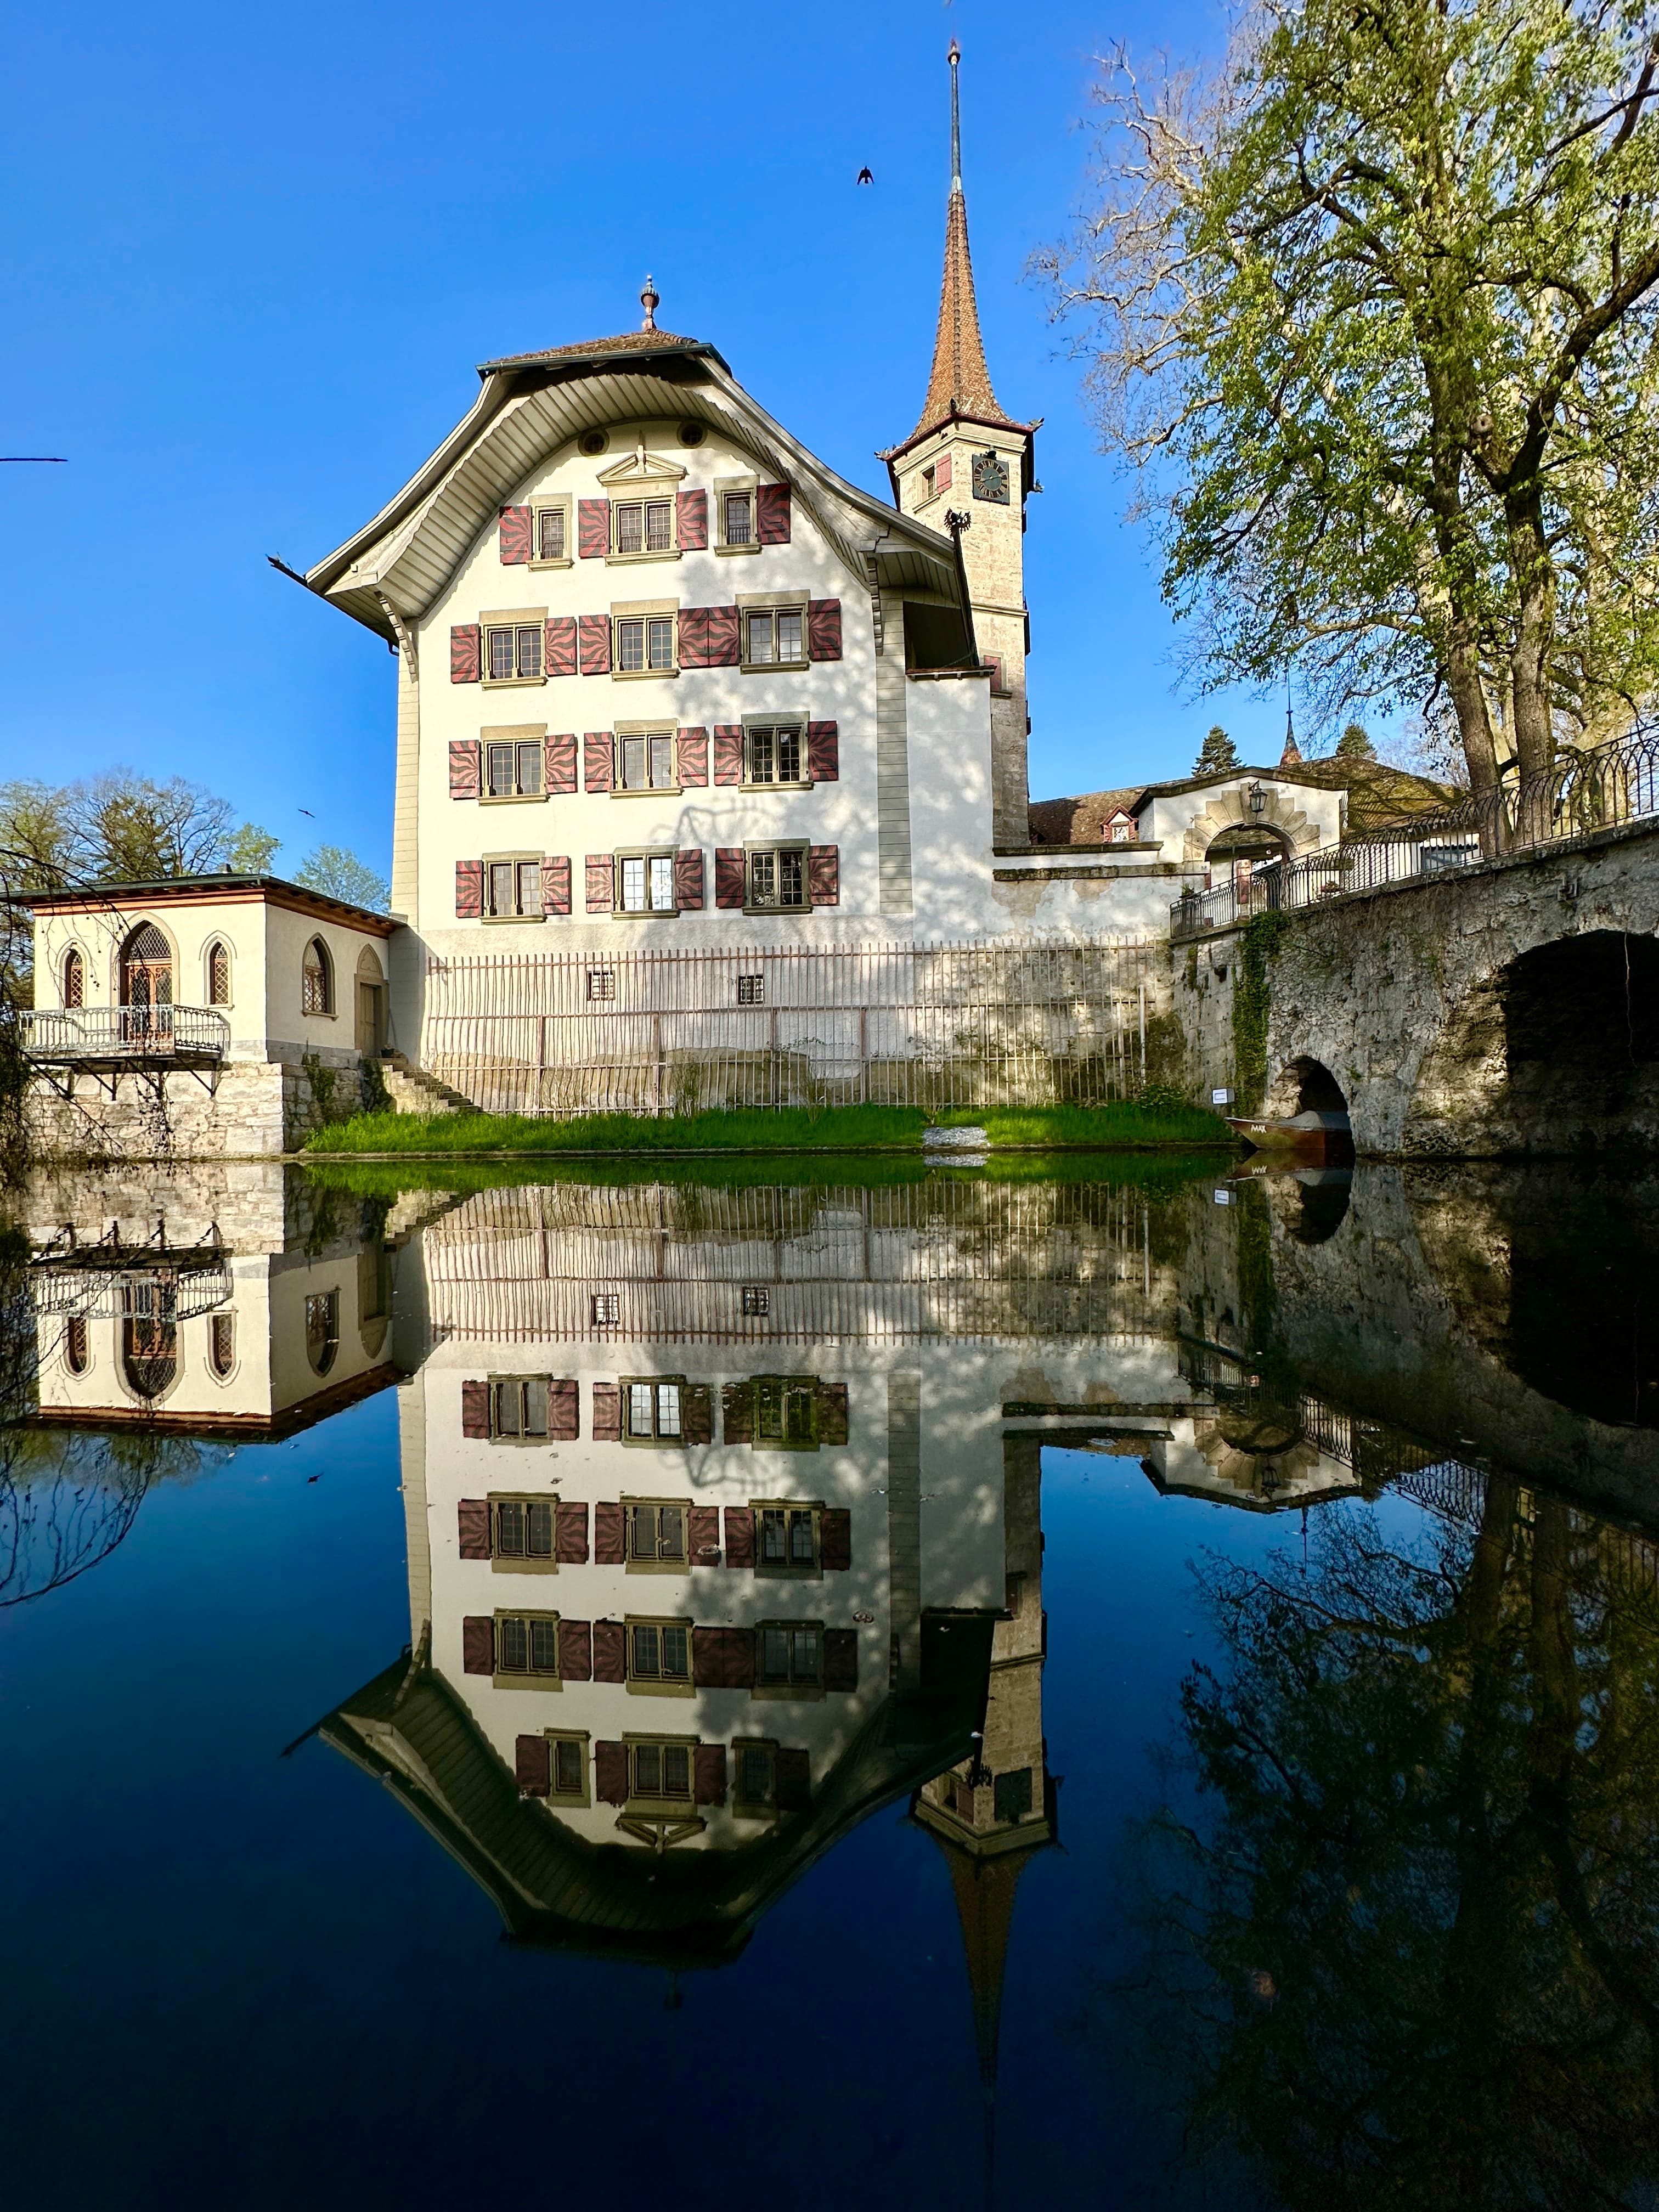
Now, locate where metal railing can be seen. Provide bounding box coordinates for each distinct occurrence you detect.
[20,1004,230,1062]
[421,938,1160,1117]
[1171,722,1659,941]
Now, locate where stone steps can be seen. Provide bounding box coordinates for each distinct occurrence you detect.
[380,1056,472,1119]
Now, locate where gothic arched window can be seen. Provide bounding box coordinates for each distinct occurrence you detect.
[301,938,333,1017]
[62,947,83,1008]
[206,941,232,1006]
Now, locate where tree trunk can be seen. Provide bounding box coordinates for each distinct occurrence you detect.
[1506,484,1559,788]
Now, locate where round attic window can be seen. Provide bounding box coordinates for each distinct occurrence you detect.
[677,420,706,447]
[578,429,608,456]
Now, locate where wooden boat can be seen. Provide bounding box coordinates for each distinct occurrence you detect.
[1226,1108,1355,1166]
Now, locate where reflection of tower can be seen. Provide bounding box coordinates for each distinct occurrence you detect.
[912,1432,1057,2181]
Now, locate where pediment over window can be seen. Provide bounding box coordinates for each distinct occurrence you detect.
[596,442,688,491]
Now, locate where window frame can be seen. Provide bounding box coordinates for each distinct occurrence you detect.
[714,475,761,555]
[301,936,335,1018]
[480,729,548,805]
[613,848,680,918]
[204,938,233,1007]
[743,843,811,915]
[622,1733,699,1807]
[750,1379,822,1454]
[490,1607,565,1688]
[752,1497,824,1579]
[61,944,86,1009]
[479,606,549,689]
[610,494,679,563]
[207,1310,235,1383]
[613,724,681,795]
[624,1616,695,1698]
[304,1289,339,1376]
[488,1491,561,1575]
[611,605,679,680]
[737,596,809,673]
[482,851,546,925]
[741,716,810,791]
[486,1375,560,1446]
[529,496,573,569]
[753,1618,826,1698]
[731,1737,780,1819]
[623,1494,692,1577]
[620,1378,687,1448]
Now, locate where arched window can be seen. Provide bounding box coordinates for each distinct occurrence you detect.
[62,947,83,1008]
[64,1314,89,1374]
[208,1311,235,1378]
[119,922,172,1011]
[206,940,232,1007]
[302,938,333,1017]
[305,1290,338,1376]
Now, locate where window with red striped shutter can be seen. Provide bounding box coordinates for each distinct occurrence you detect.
[806,722,839,782]
[583,732,614,793]
[544,732,578,793]
[678,606,710,668]
[585,854,614,913]
[498,505,533,564]
[541,855,572,917]
[449,740,481,800]
[704,606,740,665]
[455,861,483,918]
[674,848,705,911]
[809,846,840,907]
[544,616,578,678]
[676,489,708,550]
[578,614,611,676]
[713,726,744,785]
[807,600,842,662]
[578,498,610,558]
[676,726,708,786]
[756,483,792,543]
[450,625,481,684]
[714,849,746,909]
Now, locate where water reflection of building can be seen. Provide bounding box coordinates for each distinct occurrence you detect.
[26,1167,405,1441]
[321,1182,1190,1978]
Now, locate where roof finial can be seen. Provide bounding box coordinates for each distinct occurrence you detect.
[949,40,962,193]
[640,274,659,332]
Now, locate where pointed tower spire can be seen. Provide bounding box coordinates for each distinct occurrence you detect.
[901,42,1026,448]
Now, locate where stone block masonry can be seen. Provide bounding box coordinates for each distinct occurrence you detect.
[27,1061,356,1163]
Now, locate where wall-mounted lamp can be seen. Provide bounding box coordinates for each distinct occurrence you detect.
[1247,780,1266,816]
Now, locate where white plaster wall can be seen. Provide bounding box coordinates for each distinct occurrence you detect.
[414,415,903,955]
[261,902,390,1065]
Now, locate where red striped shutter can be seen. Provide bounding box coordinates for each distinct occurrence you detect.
[555,1500,588,1561]
[541,855,571,916]
[595,1499,625,1560]
[674,848,705,912]
[585,855,614,913]
[450,624,481,683]
[706,606,740,665]
[458,1499,492,1558]
[558,1618,592,1680]
[595,1740,629,1802]
[806,722,839,782]
[544,731,578,793]
[756,483,792,543]
[724,1626,756,1688]
[462,1617,495,1674]
[578,615,612,676]
[593,1384,622,1442]
[578,498,610,558]
[693,1744,727,1805]
[682,1382,713,1442]
[455,861,484,919]
[816,1381,849,1446]
[461,1380,490,1437]
[593,1623,627,1684]
[678,607,709,668]
[807,601,843,661]
[688,1504,721,1564]
[820,1507,851,1570]
[692,1627,725,1686]
[809,846,840,906]
[516,1734,551,1793]
[449,740,481,799]
[723,1504,755,1565]
[677,489,708,549]
[499,505,533,564]
[549,1379,579,1440]
[722,1383,754,1444]
[824,1628,858,1691]
[936,452,954,493]
[713,726,744,785]
[715,849,746,909]
[676,726,708,786]
[584,731,614,792]
[544,616,578,678]
[775,1747,811,1811]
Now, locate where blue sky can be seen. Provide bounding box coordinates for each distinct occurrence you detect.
[0,0,1283,882]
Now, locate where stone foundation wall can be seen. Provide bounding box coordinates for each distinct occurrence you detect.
[26,1056,369,1163]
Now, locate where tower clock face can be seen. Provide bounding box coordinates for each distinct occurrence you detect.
[971,450,1010,504]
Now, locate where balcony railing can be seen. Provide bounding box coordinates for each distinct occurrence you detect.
[21,1003,230,1064]
[1171,721,1659,942]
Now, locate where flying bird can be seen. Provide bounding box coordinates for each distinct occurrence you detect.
[856,166,873,185]
[298,808,315,817]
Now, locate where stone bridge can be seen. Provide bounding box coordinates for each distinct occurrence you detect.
[1172,812,1659,1156]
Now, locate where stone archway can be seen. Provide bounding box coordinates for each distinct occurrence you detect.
[1183,783,1321,865]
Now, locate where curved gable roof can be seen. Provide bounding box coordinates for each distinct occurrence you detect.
[301,337,967,646]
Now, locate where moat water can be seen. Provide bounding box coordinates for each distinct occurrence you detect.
[2,1154,1657,2210]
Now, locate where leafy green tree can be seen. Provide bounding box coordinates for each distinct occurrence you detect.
[227,822,280,873]
[1044,0,1659,792]
[64,771,234,881]
[295,844,390,913]
[1125,1484,1659,2207]
[1334,721,1376,761]
[1195,724,1241,774]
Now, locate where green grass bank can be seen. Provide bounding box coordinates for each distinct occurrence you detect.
[304,1098,1233,1160]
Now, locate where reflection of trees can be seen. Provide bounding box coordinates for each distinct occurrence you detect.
[1134,1483,1659,2208]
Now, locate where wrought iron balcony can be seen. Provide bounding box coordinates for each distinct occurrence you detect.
[21,1004,230,1093]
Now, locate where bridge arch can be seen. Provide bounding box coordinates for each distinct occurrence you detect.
[1408,928,1659,1155]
